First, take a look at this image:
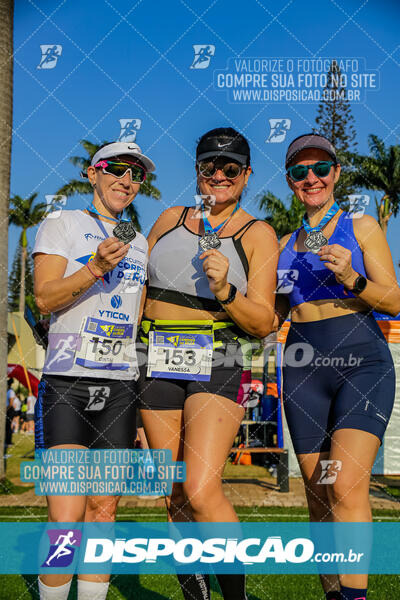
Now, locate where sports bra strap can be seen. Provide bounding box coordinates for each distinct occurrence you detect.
[177,206,190,227]
[154,206,190,245]
[232,219,260,240]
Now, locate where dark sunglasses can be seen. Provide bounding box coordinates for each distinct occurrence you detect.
[197,160,246,180]
[94,160,146,184]
[286,161,336,182]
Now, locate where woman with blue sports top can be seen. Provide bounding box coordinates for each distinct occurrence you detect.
[137,127,279,600]
[33,142,155,600]
[275,133,400,600]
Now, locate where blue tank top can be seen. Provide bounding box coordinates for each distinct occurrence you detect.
[277,212,367,308]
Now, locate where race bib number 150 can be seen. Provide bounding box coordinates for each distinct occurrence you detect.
[75,317,133,371]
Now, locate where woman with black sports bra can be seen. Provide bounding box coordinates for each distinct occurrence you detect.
[138,127,278,600]
[276,133,400,600]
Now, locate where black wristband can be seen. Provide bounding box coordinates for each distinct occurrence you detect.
[217,284,237,306]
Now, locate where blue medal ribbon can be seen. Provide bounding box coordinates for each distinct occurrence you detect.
[302,201,340,234]
[202,201,240,235]
[88,202,130,224]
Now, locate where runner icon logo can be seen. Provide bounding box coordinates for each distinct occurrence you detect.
[118,119,142,143]
[190,45,216,69]
[277,269,299,293]
[42,529,82,567]
[37,45,62,69]
[317,460,342,485]
[266,119,291,143]
[85,386,110,411]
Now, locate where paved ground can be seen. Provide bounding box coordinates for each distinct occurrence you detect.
[2,476,399,510]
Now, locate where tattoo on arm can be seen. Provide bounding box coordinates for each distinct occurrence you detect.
[72,287,85,298]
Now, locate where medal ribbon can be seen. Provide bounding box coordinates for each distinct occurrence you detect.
[302,201,340,234]
[202,201,240,236]
[88,202,130,223]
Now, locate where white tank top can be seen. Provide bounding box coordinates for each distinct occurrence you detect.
[33,210,147,380]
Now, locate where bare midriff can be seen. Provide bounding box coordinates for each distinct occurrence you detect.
[144,298,228,322]
[290,296,369,323]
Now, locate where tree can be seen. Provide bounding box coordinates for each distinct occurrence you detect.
[315,60,358,205]
[56,139,161,231]
[258,191,304,239]
[9,193,47,313]
[0,0,14,479]
[8,242,40,320]
[347,135,400,236]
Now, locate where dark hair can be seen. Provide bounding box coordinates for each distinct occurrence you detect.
[196,127,251,166]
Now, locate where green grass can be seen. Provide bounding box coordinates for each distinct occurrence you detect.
[0,507,398,599]
[2,435,400,598]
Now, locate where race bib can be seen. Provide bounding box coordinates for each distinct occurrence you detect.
[147,330,213,381]
[75,317,133,370]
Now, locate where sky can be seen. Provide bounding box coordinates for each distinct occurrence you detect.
[10,0,400,276]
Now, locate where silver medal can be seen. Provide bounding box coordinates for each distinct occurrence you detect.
[304,230,328,254]
[113,220,137,244]
[199,232,221,251]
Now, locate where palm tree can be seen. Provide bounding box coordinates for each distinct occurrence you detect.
[258,192,304,239]
[9,194,47,312]
[347,135,400,236]
[0,0,14,479]
[57,139,161,231]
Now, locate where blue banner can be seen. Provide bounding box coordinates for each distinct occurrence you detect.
[0,522,398,574]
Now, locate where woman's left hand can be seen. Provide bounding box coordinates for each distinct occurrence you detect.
[199,249,229,296]
[318,243,357,288]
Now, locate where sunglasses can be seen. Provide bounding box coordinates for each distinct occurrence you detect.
[197,160,246,180]
[286,161,336,182]
[94,160,146,184]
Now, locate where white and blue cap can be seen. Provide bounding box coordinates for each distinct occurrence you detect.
[90,142,156,172]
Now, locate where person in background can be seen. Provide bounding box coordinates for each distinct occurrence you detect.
[26,392,36,434]
[20,396,28,432]
[12,391,22,433]
[5,379,16,447]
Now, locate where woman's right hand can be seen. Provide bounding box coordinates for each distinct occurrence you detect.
[91,237,130,276]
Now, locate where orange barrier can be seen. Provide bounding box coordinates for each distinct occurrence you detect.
[377,320,400,344]
[276,321,290,344]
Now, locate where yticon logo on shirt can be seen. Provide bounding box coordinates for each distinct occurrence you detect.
[42,529,82,568]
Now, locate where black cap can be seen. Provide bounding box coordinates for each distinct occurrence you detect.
[285,133,337,169]
[196,130,250,165]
